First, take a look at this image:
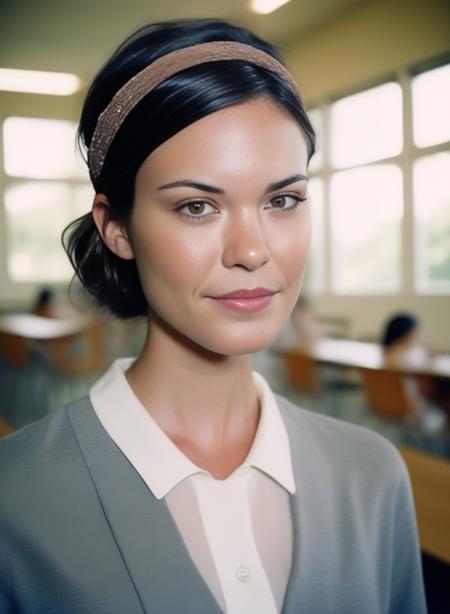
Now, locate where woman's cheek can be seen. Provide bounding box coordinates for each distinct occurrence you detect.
[132,224,217,294]
[277,213,311,278]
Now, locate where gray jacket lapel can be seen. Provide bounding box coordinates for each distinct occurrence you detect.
[277,395,340,613]
[67,398,222,614]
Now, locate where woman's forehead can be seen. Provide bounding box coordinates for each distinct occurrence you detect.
[137,98,308,187]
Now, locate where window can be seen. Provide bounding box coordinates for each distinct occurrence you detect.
[303,108,325,295]
[329,81,404,294]
[411,63,450,293]
[305,59,449,296]
[412,64,450,148]
[413,152,450,293]
[2,117,92,282]
[330,82,402,168]
[304,176,325,294]
[330,164,403,294]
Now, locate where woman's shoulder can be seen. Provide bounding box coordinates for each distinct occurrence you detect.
[0,396,92,479]
[275,392,406,481]
[0,397,98,538]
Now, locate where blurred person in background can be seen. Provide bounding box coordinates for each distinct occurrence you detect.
[381,313,447,432]
[30,287,56,318]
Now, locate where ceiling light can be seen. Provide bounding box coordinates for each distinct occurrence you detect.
[249,0,291,15]
[0,68,81,95]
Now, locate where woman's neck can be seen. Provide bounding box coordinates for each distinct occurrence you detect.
[125,321,260,478]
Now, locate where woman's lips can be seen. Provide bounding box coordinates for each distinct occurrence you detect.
[209,288,276,313]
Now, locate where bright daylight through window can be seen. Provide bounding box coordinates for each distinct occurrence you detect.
[2,117,92,282]
[305,61,449,296]
[412,63,450,293]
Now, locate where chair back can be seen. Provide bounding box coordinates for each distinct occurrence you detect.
[282,349,322,394]
[0,332,29,366]
[359,367,415,420]
[0,416,15,437]
[44,322,110,374]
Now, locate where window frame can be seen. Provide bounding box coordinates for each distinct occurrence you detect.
[305,56,450,297]
[0,114,91,286]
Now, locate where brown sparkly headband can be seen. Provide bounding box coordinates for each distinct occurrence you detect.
[88,41,302,180]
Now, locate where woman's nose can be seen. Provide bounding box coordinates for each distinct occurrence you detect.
[221,210,270,271]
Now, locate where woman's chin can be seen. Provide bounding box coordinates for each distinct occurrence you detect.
[147,307,287,358]
[201,329,282,357]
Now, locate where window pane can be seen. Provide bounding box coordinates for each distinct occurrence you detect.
[412,64,450,148]
[414,152,450,293]
[3,117,88,179]
[74,184,95,217]
[307,108,323,173]
[330,164,403,293]
[5,182,73,281]
[331,82,403,168]
[303,177,325,294]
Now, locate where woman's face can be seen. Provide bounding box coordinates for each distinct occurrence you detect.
[127,97,310,355]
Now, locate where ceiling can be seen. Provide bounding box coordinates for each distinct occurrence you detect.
[0,0,366,80]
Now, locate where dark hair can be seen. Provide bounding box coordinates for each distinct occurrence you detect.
[381,313,419,348]
[63,18,316,319]
[34,287,53,307]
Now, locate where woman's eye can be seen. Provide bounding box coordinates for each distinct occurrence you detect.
[268,194,307,211]
[178,201,216,219]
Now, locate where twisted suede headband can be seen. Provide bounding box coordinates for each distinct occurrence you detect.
[88,41,302,180]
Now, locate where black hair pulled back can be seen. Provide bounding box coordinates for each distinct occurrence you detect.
[381,313,419,348]
[63,18,316,319]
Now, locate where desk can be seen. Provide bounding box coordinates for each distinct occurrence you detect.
[0,313,108,372]
[286,337,450,378]
[398,445,450,564]
[0,314,98,340]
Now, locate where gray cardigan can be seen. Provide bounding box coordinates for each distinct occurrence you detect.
[0,394,426,613]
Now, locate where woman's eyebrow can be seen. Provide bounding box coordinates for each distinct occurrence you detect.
[157,180,224,193]
[157,174,308,194]
[267,174,308,192]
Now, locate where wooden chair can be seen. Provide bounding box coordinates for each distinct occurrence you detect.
[359,367,416,421]
[282,349,322,394]
[42,322,110,375]
[398,445,450,564]
[0,416,15,437]
[0,332,30,367]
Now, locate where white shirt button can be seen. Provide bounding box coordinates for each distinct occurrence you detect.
[236,565,250,582]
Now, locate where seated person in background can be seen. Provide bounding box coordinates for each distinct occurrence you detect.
[381,313,447,432]
[31,287,56,318]
[382,314,427,369]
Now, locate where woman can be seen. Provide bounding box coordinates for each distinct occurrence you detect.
[0,19,426,614]
[382,314,427,371]
[382,313,447,432]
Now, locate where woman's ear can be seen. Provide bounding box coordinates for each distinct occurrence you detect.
[91,194,134,260]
